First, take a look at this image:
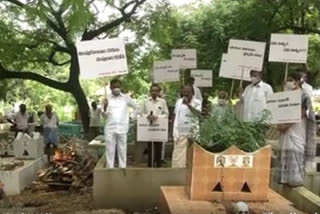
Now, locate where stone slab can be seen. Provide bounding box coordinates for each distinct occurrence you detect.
[159,186,306,214]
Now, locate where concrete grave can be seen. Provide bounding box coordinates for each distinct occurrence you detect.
[93,155,186,211]
[13,132,44,159]
[0,156,47,195]
[186,143,271,201]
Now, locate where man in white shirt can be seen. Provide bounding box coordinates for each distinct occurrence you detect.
[172,85,202,168]
[102,79,136,168]
[187,77,203,102]
[300,72,313,98]
[89,101,101,141]
[242,70,273,122]
[40,104,59,146]
[142,83,169,167]
[40,104,59,161]
[11,104,29,136]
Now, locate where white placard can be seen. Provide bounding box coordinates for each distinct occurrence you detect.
[153,60,179,83]
[269,34,309,63]
[137,117,168,142]
[191,70,212,87]
[214,154,253,168]
[171,49,197,69]
[228,39,266,71]
[266,90,301,124]
[218,54,251,81]
[77,38,128,79]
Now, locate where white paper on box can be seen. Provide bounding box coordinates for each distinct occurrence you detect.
[214,154,253,168]
[137,117,168,142]
[191,70,212,87]
[219,54,251,81]
[171,49,197,69]
[77,38,128,79]
[266,90,301,124]
[153,60,179,83]
[228,39,266,71]
[268,34,309,63]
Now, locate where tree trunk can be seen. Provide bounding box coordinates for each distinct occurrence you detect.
[69,46,90,135]
[70,82,90,135]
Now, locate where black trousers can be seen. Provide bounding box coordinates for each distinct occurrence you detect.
[147,142,162,168]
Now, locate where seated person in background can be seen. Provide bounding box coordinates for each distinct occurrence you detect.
[40,104,59,161]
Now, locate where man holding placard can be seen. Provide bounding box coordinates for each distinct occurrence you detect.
[241,70,273,122]
[172,85,202,168]
[278,72,316,186]
[101,79,136,168]
[142,84,169,167]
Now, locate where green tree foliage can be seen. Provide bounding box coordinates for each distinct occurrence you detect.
[0,0,148,133]
[143,0,320,96]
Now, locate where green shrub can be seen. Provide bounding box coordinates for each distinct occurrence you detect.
[193,108,271,153]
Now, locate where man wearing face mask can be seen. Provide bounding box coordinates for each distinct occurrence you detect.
[242,70,273,122]
[101,79,136,168]
[172,85,202,168]
[142,84,169,167]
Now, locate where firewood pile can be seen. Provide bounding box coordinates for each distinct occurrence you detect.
[34,139,97,190]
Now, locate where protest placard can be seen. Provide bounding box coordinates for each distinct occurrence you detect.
[171,49,197,69]
[218,54,251,81]
[137,117,168,142]
[191,70,212,87]
[153,60,179,83]
[77,38,128,79]
[266,90,301,124]
[269,34,309,63]
[227,39,266,71]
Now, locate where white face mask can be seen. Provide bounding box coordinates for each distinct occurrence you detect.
[112,88,121,96]
[250,76,260,84]
[285,81,296,90]
[218,99,226,105]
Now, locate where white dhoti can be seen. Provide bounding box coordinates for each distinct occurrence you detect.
[105,128,127,168]
[172,136,189,168]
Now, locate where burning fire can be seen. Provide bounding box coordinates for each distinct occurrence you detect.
[53,149,64,161]
[53,149,75,162]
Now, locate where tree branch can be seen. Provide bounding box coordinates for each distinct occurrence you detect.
[0,63,70,92]
[81,0,146,40]
[3,0,24,7]
[277,25,320,34]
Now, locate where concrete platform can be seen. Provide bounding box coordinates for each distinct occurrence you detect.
[0,156,47,195]
[93,155,186,211]
[159,186,306,214]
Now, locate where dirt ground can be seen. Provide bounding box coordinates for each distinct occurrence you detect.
[0,187,96,214]
[0,187,159,214]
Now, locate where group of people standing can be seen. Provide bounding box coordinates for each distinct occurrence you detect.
[6,68,316,188]
[93,69,316,188]
[6,104,60,153]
